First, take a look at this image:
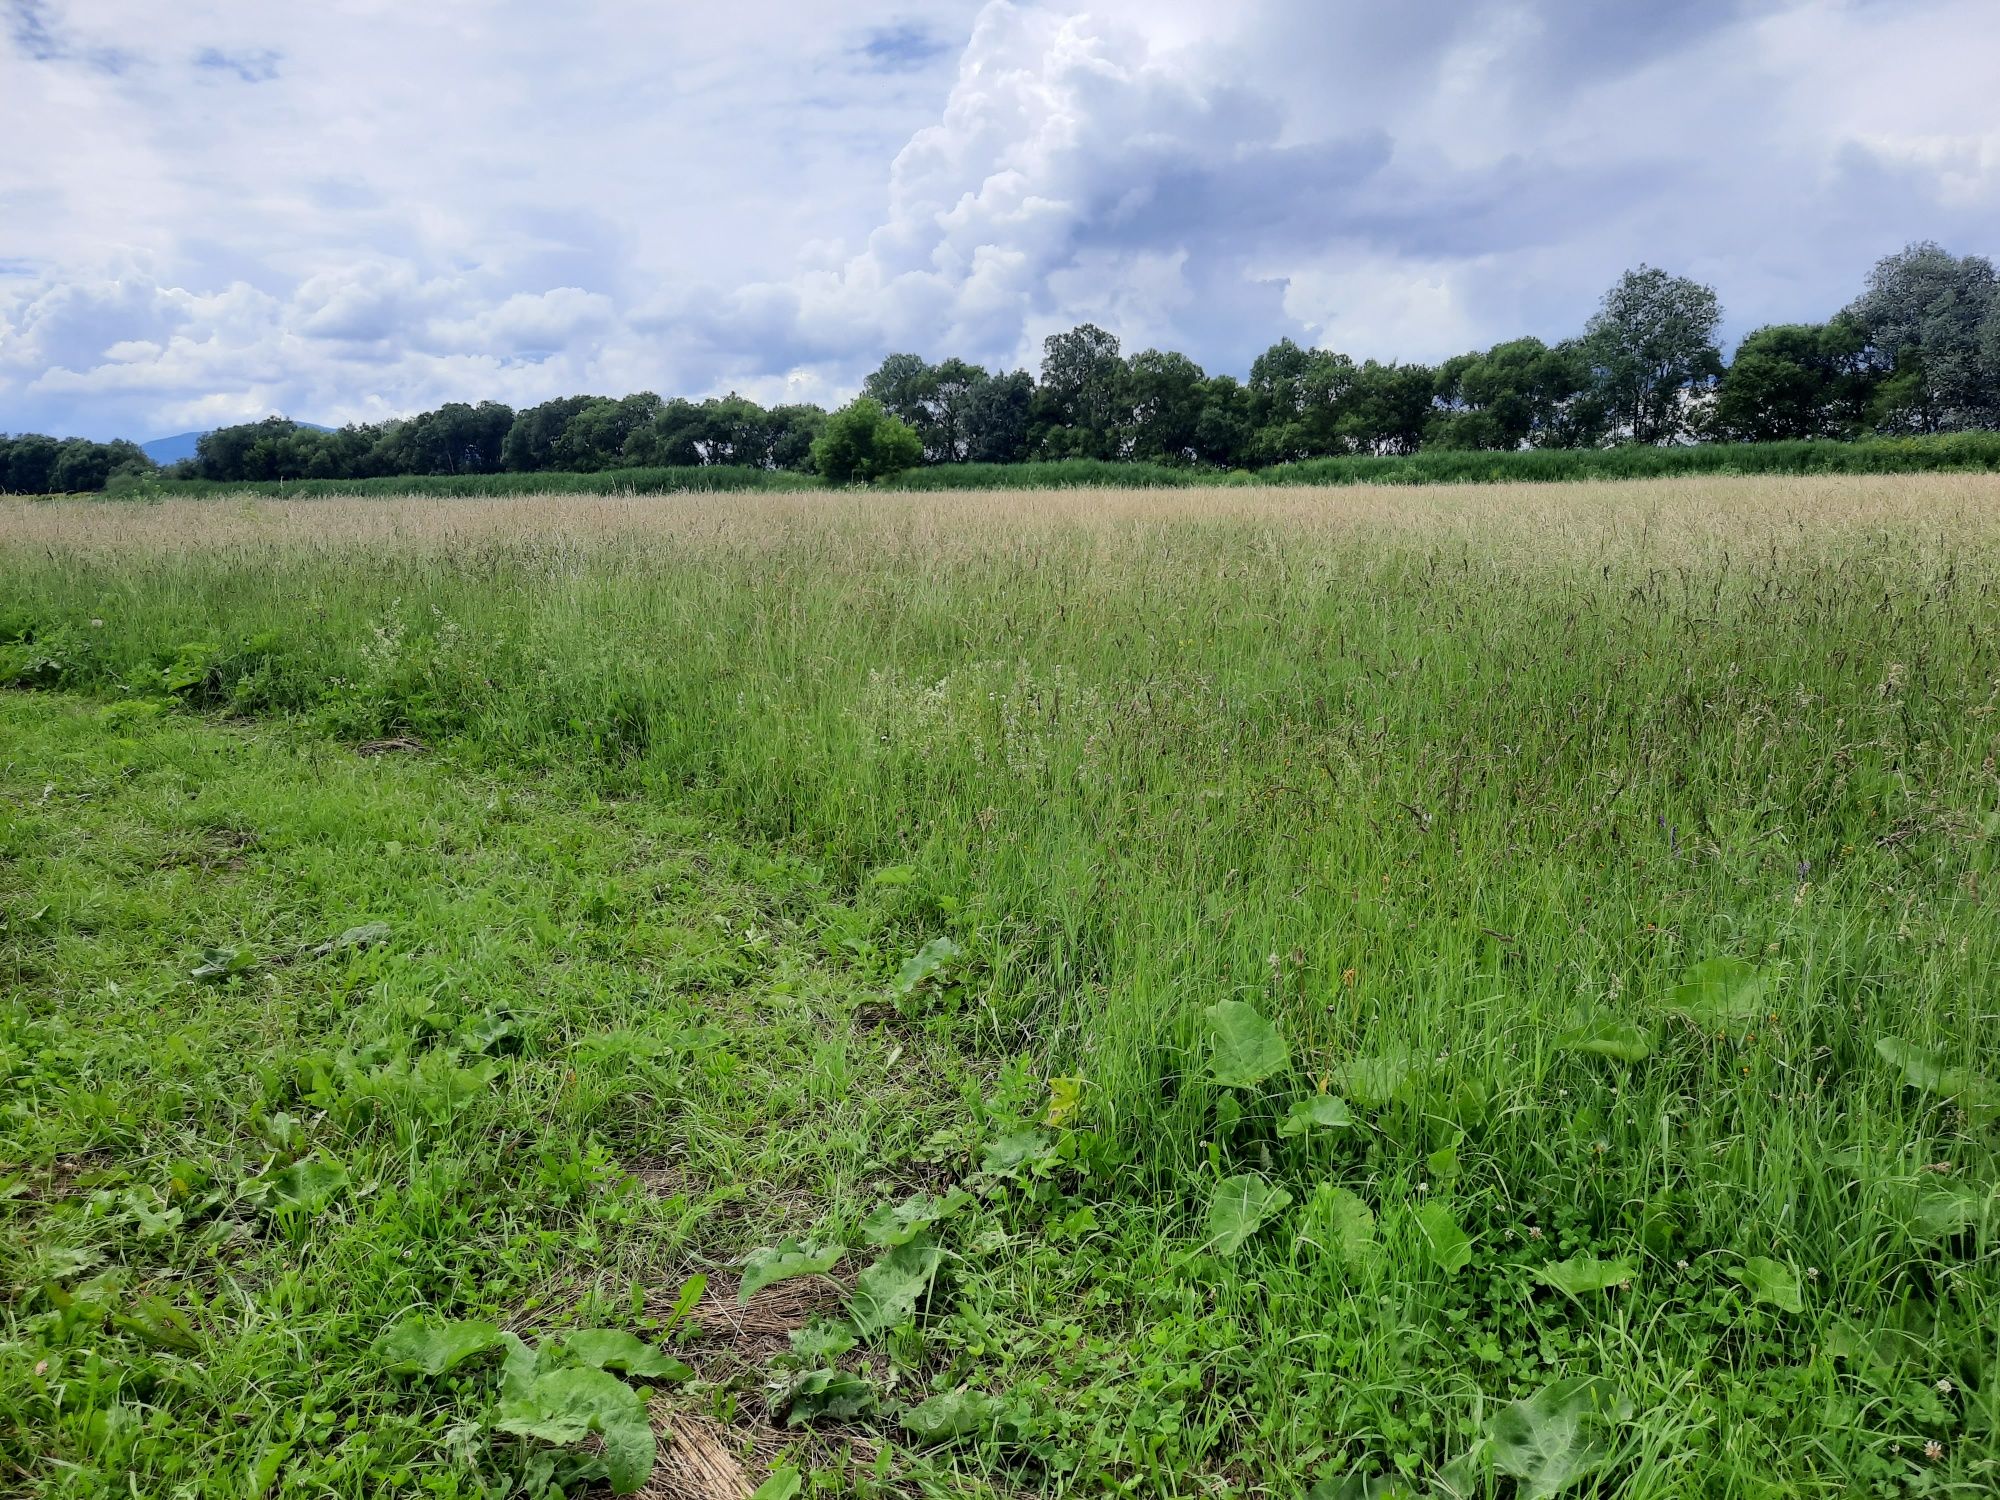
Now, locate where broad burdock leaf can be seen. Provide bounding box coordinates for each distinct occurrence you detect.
[786,1321,857,1365]
[1415,1202,1473,1273]
[1204,1000,1289,1088]
[498,1331,542,1403]
[860,1190,970,1247]
[495,1365,656,1494]
[1486,1376,1629,1499]
[1912,1184,1997,1240]
[1730,1256,1803,1313]
[311,922,392,957]
[127,1196,182,1239]
[460,1007,523,1056]
[1554,1013,1653,1064]
[1874,1036,1949,1091]
[778,1368,876,1425]
[1826,1321,1926,1375]
[243,1157,348,1213]
[1822,1143,1894,1177]
[738,1240,843,1303]
[1332,1051,1416,1110]
[1876,1037,2000,1122]
[1305,1474,1425,1499]
[591,1401,661,1497]
[1306,1183,1381,1269]
[1535,1253,1636,1299]
[1639,1194,1685,1257]
[980,1129,1052,1175]
[1206,1174,1294,1255]
[894,937,962,997]
[1278,1094,1355,1137]
[190,946,256,982]
[749,1469,804,1500]
[372,1317,505,1376]
[1668,956,1769,1027]
[1432,1439,1493,1499]
[562,1329,692,1380]
[848,1239,943,1336]
[900,1389,1009,1443]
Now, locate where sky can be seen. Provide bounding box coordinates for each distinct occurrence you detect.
[3,0,1998,442]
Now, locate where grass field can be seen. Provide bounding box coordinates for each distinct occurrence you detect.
[4,476,1997,1497]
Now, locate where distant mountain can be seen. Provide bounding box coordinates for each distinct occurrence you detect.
[142,422,331,467]
[139,431,206,465]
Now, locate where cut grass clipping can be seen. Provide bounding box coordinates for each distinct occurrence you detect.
[3,474,1998,1497]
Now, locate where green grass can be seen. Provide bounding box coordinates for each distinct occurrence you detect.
[0,695,1011,1495]
[4,476,1998,1496]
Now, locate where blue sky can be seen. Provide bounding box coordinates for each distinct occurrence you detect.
[3,0,1997,441]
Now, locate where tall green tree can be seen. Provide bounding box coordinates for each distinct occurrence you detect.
[964,370,1034,463]
[1845,241,1999,432]
[1582,266,1724,444]
[1713,320,1875,440]
[1336,361,1435,455]
[49,439,114,492]
[1124,349,1208,463]
[624,399,705,467]
[1245,337,1317,460]
[1430,337,1600,450]
[550,394,663,470]
[310,424,388,480]
[925,358,990,463]
[1192,376,1252,468]
[1246,338,1360,461]
[1,434,62,493]
[500,397,598,472]
[404,401,515,474]
[859,353,998,463]
[195,416,325,482]
[765,404,828,472]
[861,353,937,437]
[690,395,771,466]
[1036,324,1126,459]
[1,434,155,493]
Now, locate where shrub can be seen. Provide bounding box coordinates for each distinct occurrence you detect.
[121,466,813,501]
[811,399,924,485]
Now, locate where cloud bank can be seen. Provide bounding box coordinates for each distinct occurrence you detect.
[2,0,1997,438]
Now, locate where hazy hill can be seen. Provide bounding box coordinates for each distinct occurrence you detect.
[142,422,331,466]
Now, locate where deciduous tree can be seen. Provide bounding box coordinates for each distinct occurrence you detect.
[811,398,923,483]
[1582,266,1723,444]
[1845,241,1999,432]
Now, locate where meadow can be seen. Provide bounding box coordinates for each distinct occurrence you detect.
[3,476,1997,1497]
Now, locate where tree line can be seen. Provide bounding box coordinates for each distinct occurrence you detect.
[5,241,1998,493]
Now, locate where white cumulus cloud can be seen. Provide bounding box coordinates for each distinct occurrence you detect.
[1,0,1997,439]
